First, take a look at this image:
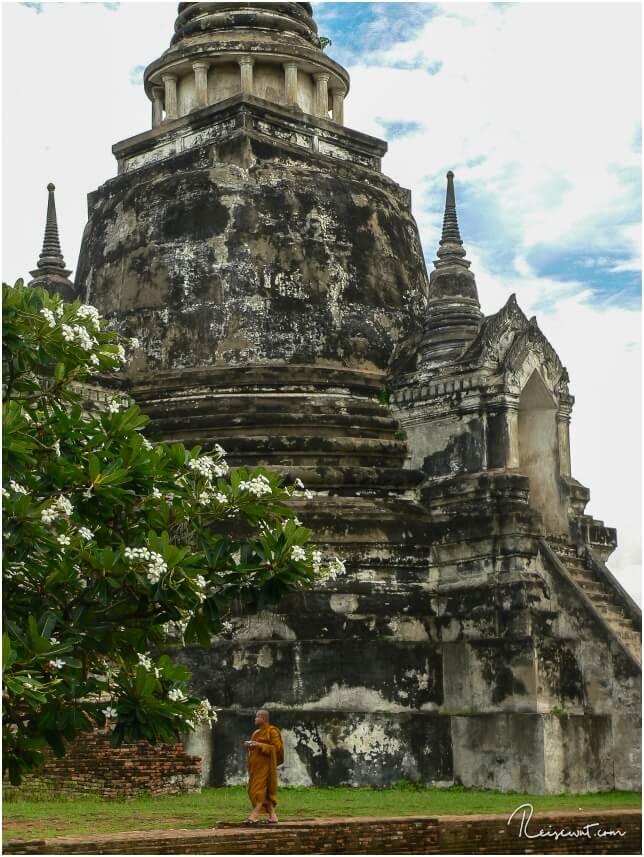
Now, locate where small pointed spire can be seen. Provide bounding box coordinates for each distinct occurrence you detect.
[435,170,469,268]
[419,170,482,364]
[29,183,75,299]
[36,183,66,271]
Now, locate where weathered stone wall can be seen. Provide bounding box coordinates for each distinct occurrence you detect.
[76,99,428,378]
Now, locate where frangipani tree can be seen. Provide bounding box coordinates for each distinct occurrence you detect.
[2,280,344,785]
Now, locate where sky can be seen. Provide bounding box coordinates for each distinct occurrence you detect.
[1,1,641,602]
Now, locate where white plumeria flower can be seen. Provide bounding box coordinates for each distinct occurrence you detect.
[41,494,74,525]
[89,354,100,366]
[76,305,101,329]
[130,337,140,349]
[193,698,217,724]
[70,324,96,351]
[54,304,64,319]
[325,557,346,580]
[49,636,59,645]
[220,620,234,635]
[53,439,61,457]
[188,455,229,481]
[168,688,188,702]
[57,534,71,546]
[137,653,153,670]
[9,481,28,496]
[291,545,307,562]
[102,706,118,719]
[145,551,167,583]
[78,527,94,541]
[108,399,121,414]
[152,487,162,500]
[40,308,56,328]
[238,475,272,497]
[141,436,153,451]
[48,658,65,670]
[2,487,9,499]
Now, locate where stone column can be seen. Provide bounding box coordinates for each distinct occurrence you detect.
[283,61,298,106]
[193,61,209,108]
[239,57,255,95]
[313,72,330,119]
[331,88,344,125]
[506,406,520,469]
[151,87,164,128]
[162,73,178,121]
[557,412,572,477]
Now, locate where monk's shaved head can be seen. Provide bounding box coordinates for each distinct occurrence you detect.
[256,708,270,722]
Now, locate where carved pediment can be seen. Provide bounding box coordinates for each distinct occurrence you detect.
[460,293,528,366]
[502,316,569,395]
[460,294,570,396]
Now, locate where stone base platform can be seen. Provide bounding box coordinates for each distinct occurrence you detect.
[5,810,641,854]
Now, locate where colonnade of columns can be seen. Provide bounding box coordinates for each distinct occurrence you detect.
[151,58,345,128]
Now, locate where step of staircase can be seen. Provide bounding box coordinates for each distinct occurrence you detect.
[549,541,641,665]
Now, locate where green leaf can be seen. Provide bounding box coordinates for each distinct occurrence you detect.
[88,454,101,481]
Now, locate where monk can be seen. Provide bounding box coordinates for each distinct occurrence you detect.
[244,708,284,824]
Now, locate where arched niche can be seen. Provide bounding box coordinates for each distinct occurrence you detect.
[518,369,566,533]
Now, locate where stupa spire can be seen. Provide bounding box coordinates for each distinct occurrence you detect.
[38,183,66,269]
[435,170,469,268]
[29,183,75,300]
[418,170,482,364]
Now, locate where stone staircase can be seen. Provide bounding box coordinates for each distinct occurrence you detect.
[547,539,641,666]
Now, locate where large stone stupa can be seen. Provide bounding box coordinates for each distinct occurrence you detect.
[66,2,639,793]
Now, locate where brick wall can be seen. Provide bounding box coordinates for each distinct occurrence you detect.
[5,809,641,854]
[4,727,201,799]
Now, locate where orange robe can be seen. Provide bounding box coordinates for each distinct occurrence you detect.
[246,724,284,812]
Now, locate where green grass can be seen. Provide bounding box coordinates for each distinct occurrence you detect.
[3,784,640,843]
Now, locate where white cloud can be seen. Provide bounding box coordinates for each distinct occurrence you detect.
[2,2,176,284]
[345,2,641,269]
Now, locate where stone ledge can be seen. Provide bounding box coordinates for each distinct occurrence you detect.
[112,94,387,176]
[5,809,640,854]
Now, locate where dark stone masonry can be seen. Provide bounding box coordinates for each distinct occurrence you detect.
[31,2,640,795]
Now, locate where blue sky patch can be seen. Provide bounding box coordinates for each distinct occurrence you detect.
[313,2,436,66]
[377,119,424,140]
